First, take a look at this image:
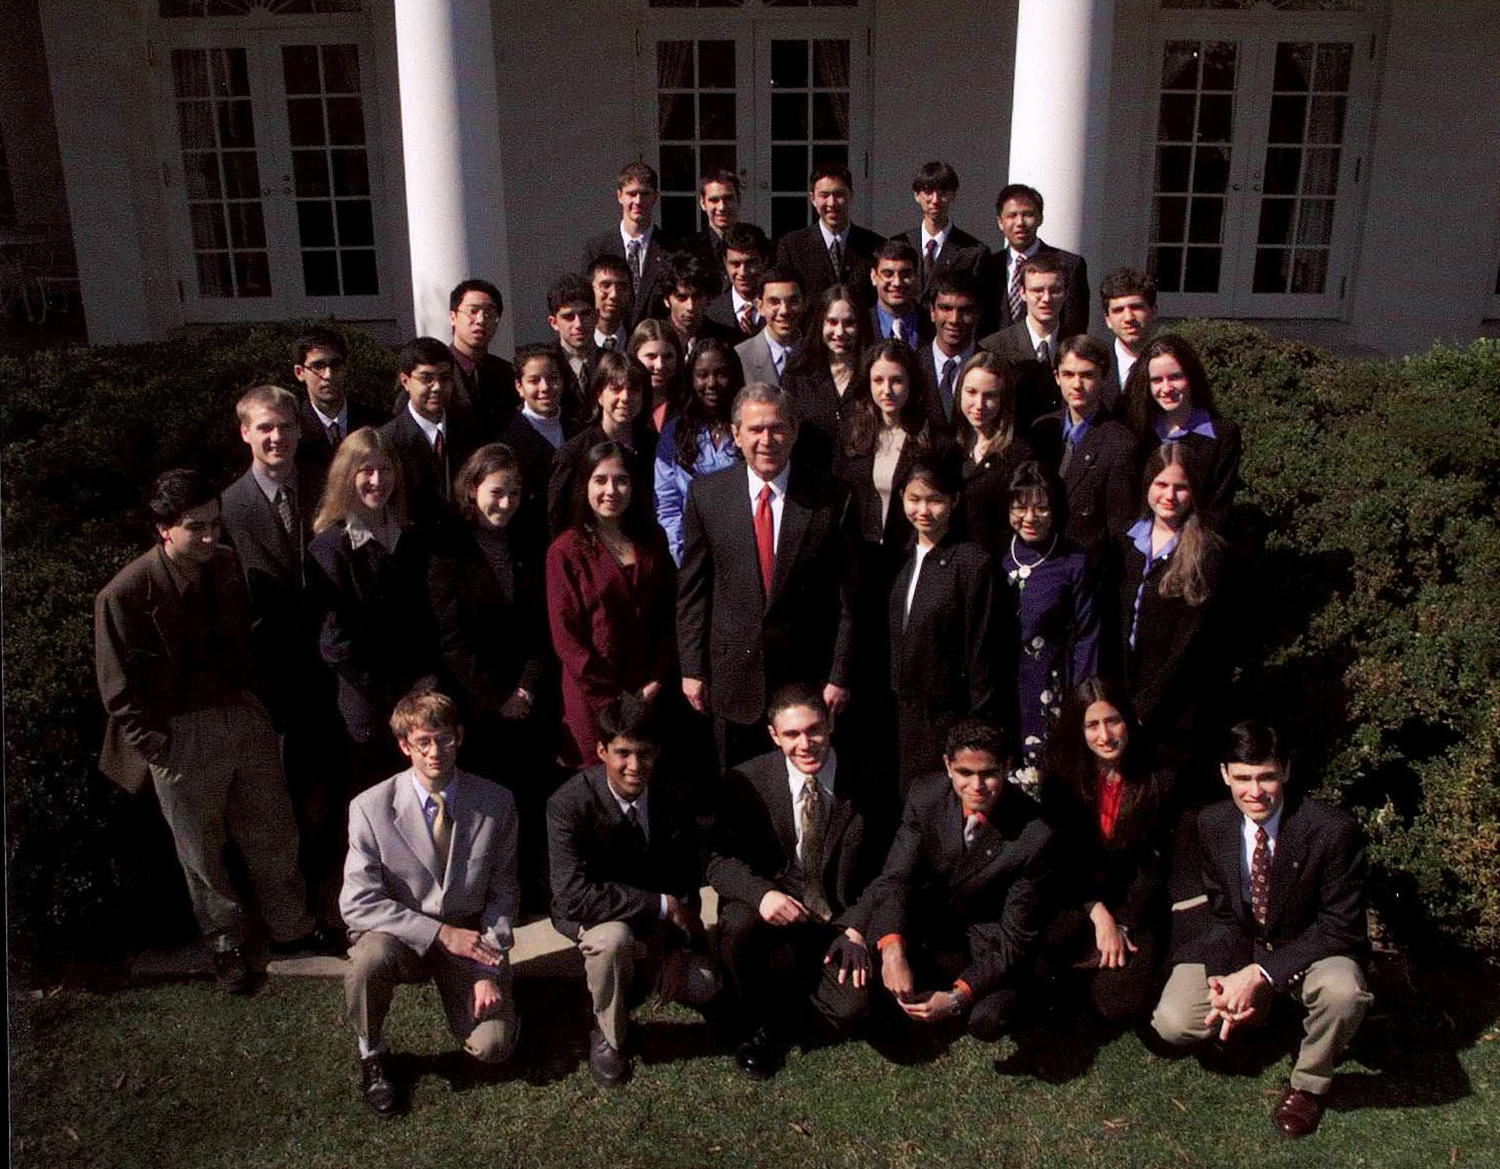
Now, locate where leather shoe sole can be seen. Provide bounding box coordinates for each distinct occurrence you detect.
[1273,1085,1325,1138]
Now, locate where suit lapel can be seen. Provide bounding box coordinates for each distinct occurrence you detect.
[443,773,479,891]
[145,550,184,670]
[770,484,811,601]
[1265,803,1308,931]
[393,771,444,886]
[1211,807,1253,926]
[757,760,799,864]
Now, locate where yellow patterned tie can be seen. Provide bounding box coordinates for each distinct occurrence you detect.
[431,791,453,876]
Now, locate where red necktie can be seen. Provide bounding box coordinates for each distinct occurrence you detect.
[1250,827,1270,928]
[433,430,448,498]
[754,484,775,597]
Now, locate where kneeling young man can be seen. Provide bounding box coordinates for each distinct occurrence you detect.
[855,719,1052,1040]
[340,687,519,1117]
[1151,719,1372,1138]
[547,695,716,1088]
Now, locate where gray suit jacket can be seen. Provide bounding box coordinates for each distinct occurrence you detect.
[735,330,783,387]
[341,768,519,957]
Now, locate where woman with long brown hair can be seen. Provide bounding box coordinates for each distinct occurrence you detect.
[782,283,874,465]
[951,350,1036,554]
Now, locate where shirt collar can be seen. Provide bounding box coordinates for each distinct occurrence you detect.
[748,463,791,505]
[731,288,754,313]
[818,222,848,250]
[347,512,401,551]
[877,303,918,333]
[785,748,837,799]
[408,770,455,811]
[1025,318,1058,351]
[932,340,974,372]
[308,399,347,432]
[921,222,951,250]
[620,223,653,251]
[406,401,446,445]
[1062,411,1093,445]
[1010,240,1041,265]
[763,332,792,363]
[1157,407,1217,441]
[594,326,627,350]
[249,462,290,503]
[608,784,649,824]
[522,404,563,430]
[1242,807,1283,851]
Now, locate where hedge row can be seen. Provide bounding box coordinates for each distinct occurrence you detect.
[3,321,1497,959]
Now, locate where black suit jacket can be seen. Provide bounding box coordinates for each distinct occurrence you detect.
[891,224,990,305]
[583,228,684,329]
[981,240,1090,338]
[455,351,518,438]
[676,463,857,725]
[888,535,996,723]
[498,410,582,558]
[774,222,885,309]
[547,764,702,942]
[295,398,384,508]
[379,408,481,530]
[1030,410,1139,552]
[957,437,1037,555]
[707,749,873,923]
[1197,796,1367,987]
[856,779,1053,997]
[977,320,1063,429]
[706,288,756,335]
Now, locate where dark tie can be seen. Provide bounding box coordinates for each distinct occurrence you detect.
[799,779,832,921]
[327,420,342,447]
[627,239,643,284]
[433,430,449,498]
[923,239,938,286]
[1036,339,1051,368]
[1250,827,1271,929]
[754,484,775,597]
[601,334,617,351]
[1059,427,1077,477]
[273,488,296,538]
[828,237,843,279]
[624,804,648,850]
[939,357,958,419]
[1008,256,1025,322]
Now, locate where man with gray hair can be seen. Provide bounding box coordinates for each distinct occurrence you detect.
[677,382,858,768]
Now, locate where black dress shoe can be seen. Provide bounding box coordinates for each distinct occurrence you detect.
[589,1028,630,1088]
[1272,1084,1325,1138]
[270,927,345,958]
[734,1027,781,1081]
[211,946,254,995]
[360,1052,398,1118]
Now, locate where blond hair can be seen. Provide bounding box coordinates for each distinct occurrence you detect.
[235,384,300,426]
[389,685,461,740]
[312,426,408,534]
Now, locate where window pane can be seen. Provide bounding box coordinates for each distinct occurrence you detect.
[1183,247,1221,293]
[1253,248,1288,293]
[770,40,806,88]
[1158,93,1195,141]
[1153,195,1188,243]
[659,93,694,140]
[1192,147,1230,194]
[771,92,807,140]
[335,199,374,247]
[326,97,366,146]
[812,40,849,88]
[1268,94,1307,143]
[189,204,227,250]
[1307,96,1346,145]
[1161,41,1199,89]
[657,41,693,89]
[178,102,215,151]
[699,92,735,139]
[330,149,369,196]
[813,91,848,140]
[1197,94,1233,143]
[697,40,734,88]
[1200,42,1236,90]
[1151,246,1183,293]
[217,99,256,149]
[196,250,232,296]
[227,201,266,248]
[233,249,271,296]
[297,201,335,248]
[661,195,697,238]
[1301,148,1340,196]
[221,152,261,198]
[322,44,360,93]
[771,144,806,192]
[294,150,330,198]
[1273,42,1313,91]
[1295,198,1334,247]
[1263,147,1301,195]
[1290,248,1328,294]
[771,195,806,240]
[302,249,339,296]
[659,144,696,191]
[1257,198,1294,245]
[341,248,378,295]
[1314,43,1352,91]
[283,45,320,94]
[1187,196,1224,243]
[287,98,326,147]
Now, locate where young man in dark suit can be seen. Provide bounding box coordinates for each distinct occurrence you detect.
[691,168,743,270]
[707,223,771,337]
[982,183,1089,339]
[920,271,982,430]
[773,163,884,310]
[851,719,1052,1042]
[868,239,931,348]
[734,268,805,387]
[582,161,680,329]
[545,273,599,412]
[95,469,321,993]
[661,250,738,358]
[676,383,856,768]
[1098,267,1159,411]
[589,256,635,355]
[891,161,990,307]
[291,326,382,507]
[1028,334,1139,551]
[547,696,715,1087]
[978,252,1071,429]
[379,337,480,529]
[448,278,518,436]
[1151,720,1373,1139]
[708,684,878,1079]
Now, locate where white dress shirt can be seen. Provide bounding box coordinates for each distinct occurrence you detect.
[785,750,838,855]
[747,464,791,550]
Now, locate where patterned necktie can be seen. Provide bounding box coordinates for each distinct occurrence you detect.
[627,238,643,284]
[738,303,756,335]
[1250,826,1271,928]
[1009,255,1025,322]
[828,237,843,279]
[431,791,453,876]
[432,429,449,498]
[1036,339,1051,368]
[273,488,296,538]
[754,484,775,596]
[923,239,938,285]
[601,334,617,351]
[799,779,832,920]
[939,357,958,418]
[327,420,341,447]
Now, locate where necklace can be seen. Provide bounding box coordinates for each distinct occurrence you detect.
[1009,533,1058,585]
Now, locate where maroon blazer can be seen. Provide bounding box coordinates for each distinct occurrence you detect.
[545,525,677,765]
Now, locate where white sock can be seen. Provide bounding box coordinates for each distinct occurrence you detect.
[358,1037,388,1059]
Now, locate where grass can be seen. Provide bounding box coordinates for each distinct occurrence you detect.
[10,956,1500,1168]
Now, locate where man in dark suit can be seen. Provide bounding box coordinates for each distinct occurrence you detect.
[734,268,805,387]
[1097,266,1159,410]
[380,337,481,529]
[589,256,635,356]
[978,252,1071,429]
[982,183,1089,339]
[852,719,1052,1042]
[94,469,320,993]
[867,239,931,347]
[291,326,382,507]
[892,161,990,307]
[545,274,599,413]
[341,688,520,1116]
[773,163,884,310]
[1028,334,1139,551]
[920,271,981,429]
[707,223,771,337]
[677,383,856,768]
[690,168,743,270]
[1151,720,1373,1139]
[661,250,739,359]
[582,161,680,330]
[448,278,518,436]
[547,696,716,1087]
[708,684,876,1078]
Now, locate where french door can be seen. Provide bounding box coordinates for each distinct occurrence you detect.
[1147,14,1378,318]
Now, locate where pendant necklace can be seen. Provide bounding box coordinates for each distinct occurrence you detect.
[1009,533,1057,589]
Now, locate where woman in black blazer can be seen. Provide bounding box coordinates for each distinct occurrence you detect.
[1040,677,1173,1027]
[1109,442,1228,780]
[952,350,1037,556]
[308,426,436,786]
[782,283,874,466]
[1121,334,1242,529]
[888,450,998,797]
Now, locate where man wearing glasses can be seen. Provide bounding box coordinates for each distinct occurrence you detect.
[291,326,382,505]
[448,278,518,437]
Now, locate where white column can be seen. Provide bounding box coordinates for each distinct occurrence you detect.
[393,0,511,345]
[1007,0,1115,263]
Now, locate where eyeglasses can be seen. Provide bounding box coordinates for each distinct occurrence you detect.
[459,306,501,321]
[1008,502,1053,517]
[408,371,451,388]
[303,357,346,373]
[406,732,457,753]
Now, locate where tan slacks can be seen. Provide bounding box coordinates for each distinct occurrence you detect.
[1151,957,1372,1093]
[578,921,718,1052]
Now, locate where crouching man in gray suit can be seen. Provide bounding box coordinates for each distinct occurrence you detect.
[340,686,520,1117]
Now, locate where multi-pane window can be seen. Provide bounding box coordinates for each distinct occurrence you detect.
[283,44,378,295]
[171,47,271,298]
[160,0,360,15]
[768,38,850,239]
[656,39,738,238]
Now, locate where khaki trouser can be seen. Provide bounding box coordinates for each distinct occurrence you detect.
[149,698,312,947]
[345,931,518,1064]
[578,921,718,1053]
[1151,957,1372,1093]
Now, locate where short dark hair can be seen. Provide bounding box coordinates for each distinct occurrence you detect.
[148,468,217,528]
[928,270,980,306]
[588,254,634,284]
[548,275,595,315]
[616,161,659,192]
[1017,251,1065,287]
[1057,333,1111,369]
[597,693,659,747]
[809,162,854,192]
[698,169,741,198]
[767,681,829,725]
[996,183,1044,215]
[1007,459,1066,532]
[1098,266,1157,311]
[397,336,452,376]
[449,278,503,315]
[904,448,964,500]
[664,250,722,299]
[292,326,347,366]
[943,718,1010,765]
[912,160,959,195]
[514,342,562,379]
[1222,719,1288,768]
[722,223,770,261]
[755,265,802,300]
[873,239,920,268]
[454,442,520,525]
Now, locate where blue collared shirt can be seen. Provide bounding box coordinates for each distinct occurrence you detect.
[1127,519,1178,650]
[1062,409,1096,449]
[1155,407,1217,443]
[875,303,921,346]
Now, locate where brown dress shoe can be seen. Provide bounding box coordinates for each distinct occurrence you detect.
[1273,1085,1325,1138]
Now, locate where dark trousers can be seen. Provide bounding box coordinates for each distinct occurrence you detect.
[1042,907,1160,1026]
[716,899,866,1037]
[874,935,1022,1042]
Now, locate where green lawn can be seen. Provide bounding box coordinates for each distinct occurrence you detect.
[11,962,1500,1168]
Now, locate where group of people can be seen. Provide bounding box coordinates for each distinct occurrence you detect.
[93,159,1372,1137]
